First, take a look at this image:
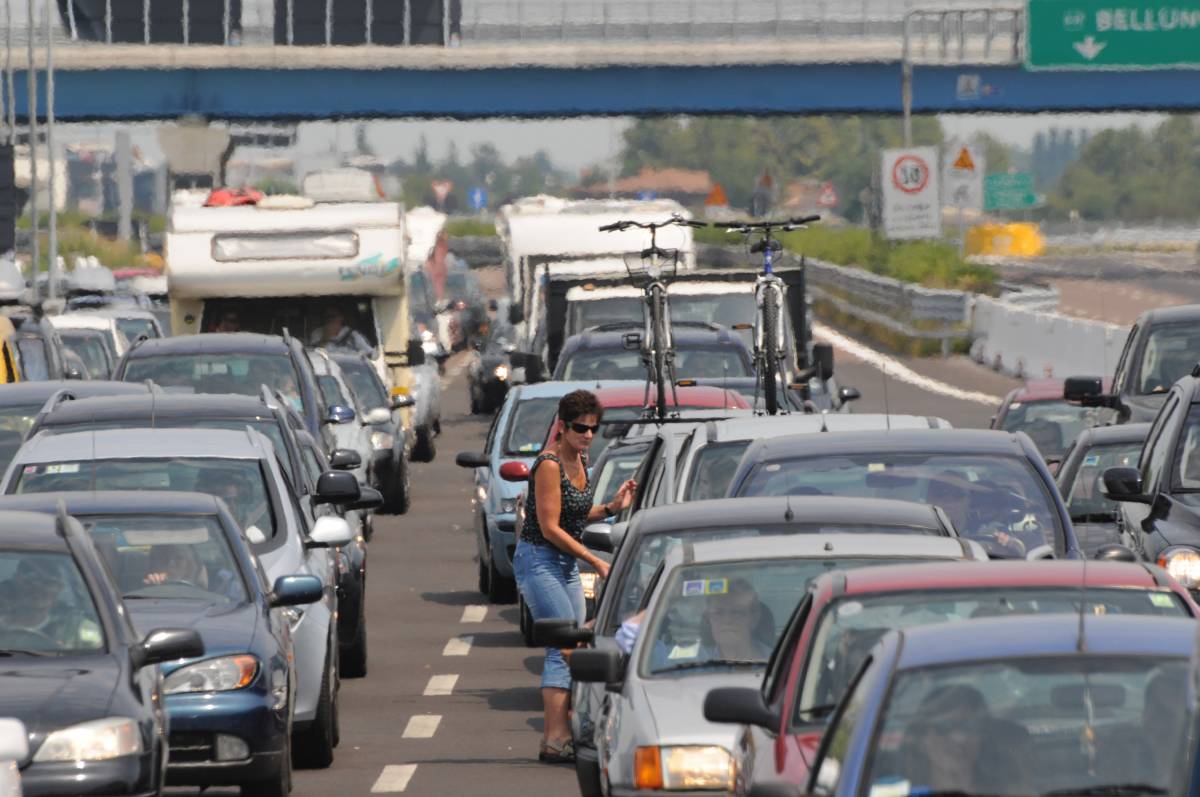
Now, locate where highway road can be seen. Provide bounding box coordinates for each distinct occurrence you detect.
[169,344,1001,797]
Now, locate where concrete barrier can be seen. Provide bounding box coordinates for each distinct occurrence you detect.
[970,296,1128,379]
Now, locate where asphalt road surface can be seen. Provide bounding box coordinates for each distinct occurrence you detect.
[170,345,999,797]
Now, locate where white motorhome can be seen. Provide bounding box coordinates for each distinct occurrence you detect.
[166,195,413,386]
[495,196,696,356]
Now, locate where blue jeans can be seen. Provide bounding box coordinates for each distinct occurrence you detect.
[513,541,586,690]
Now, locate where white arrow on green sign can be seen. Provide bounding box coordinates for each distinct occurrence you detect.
[984,173,1039,211]
[1026,0,1200,70]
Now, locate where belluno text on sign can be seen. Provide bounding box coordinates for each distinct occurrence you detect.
[1026,0,1200,70]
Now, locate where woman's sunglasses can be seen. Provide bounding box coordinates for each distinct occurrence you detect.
[568,421,600,435]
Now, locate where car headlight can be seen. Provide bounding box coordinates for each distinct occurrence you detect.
[163,655,259,695]
[634,745,735,790]
[499,498,518,515]
[579,570,598,600]
[370,430,394,450]
[33,717,142,763]
[493,364,510,381]
[1159,547,1200,589]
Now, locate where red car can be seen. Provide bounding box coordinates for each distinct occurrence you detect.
[991,378,1111,465]
[704,560,1199,794]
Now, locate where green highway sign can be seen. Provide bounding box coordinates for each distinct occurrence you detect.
[1027,0,1200,70]
[984,173,1039,211]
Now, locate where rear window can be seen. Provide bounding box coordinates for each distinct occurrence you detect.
[562,347,750,381]
[122,353,300,402]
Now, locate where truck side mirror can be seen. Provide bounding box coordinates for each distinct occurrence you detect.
[812,342,834,381]
[406,339,427,367]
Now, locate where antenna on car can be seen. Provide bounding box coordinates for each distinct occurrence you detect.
[784,495,794,522]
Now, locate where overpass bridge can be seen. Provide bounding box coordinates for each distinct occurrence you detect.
[5,1,1200,120]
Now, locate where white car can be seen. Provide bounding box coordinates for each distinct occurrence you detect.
[0,719,26,797]
[44,313,130,378]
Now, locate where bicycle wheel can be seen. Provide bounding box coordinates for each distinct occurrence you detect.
[763,287,780,415]
[652,289,669,416]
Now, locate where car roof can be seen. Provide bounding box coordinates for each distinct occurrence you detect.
[702,413,949,443]
[594,385,750,409]
[0,381,151,406]
[17,427,269,463]
[512,379,644,400]
[38,393,280,426]
[741,428,1030,461]
[827,560,1168,597]
[1140,304,1200,326]
[123,332,292,356]
[633,496,947,535]
[0,509,70,548]
[668,531,976,567]
[1077,422,1152,446]
[0,490,223,516]
[895,614,1196,670]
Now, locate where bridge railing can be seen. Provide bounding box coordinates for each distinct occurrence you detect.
[1,0,1023,55]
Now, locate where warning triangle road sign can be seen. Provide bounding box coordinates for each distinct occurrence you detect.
[952,147,976,172]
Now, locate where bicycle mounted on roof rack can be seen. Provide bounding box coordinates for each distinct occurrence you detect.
[598,215,707,422]
[714,215,820,416]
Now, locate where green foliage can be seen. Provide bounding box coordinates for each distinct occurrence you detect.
[390,140,570,213]
[445,218,497,238]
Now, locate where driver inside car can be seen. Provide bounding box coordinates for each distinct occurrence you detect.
[0,558,77,649]
[143,544,208,588]
[925,473,1027,558]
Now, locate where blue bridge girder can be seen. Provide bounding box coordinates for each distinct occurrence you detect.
[11,45,1200,120]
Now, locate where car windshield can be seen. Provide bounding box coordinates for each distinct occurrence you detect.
[568,297,642,334]
[83,515,248,604]
[797,588,1189,725]
[122,353,301,401]
[504,397,558,456]
[16,337,50,381]
[864,655,1188,797]
[562,347,750,381]
[114,318,159,342]
[999,399,1101,460]
[0,549,105,654]
[1174,404,1200,491]
[1066,440,1142,518]
[606,525,934,634]
[16,458,278,543]
[318,375,350,409]
[593,444,649,506]
[60,332,112,380]
[1137,322,1200,395]
[338,359,389,411]
[0,403,42,473]
[684,441,752,501]
[738,452,1061,558]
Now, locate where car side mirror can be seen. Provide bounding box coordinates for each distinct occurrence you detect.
[330,449,362,471]
[364,407,391,425]
[307,515,355,548]
[0,719,27,762]
[582,522,615,553]
[456,451,489,469]
[1064,375,1104,402]
[569,648,624,686]
[133,627,205,668]
[406,339,427,367]
[508,304,524,325]
[1102,466,1150,504]
[347,485,384,511]
[812,342,834,381]
[1094,544,1138,562]
[704,686,781,731]
[325,404,356,425]
[533,619,594,648]
[499,461,530,482]
[314,470,361,505]
[391,392,416,409]
[838,386,861,403]
[270,575,324,607]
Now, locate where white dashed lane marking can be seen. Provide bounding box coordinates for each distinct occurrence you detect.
[371,764,417,793]
[460,605,487,623]
[423,674,459,696]
[402,714,443,739]
[442,635,474,656]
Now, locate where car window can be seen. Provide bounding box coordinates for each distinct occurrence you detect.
[562,347,750,381]
[738,452,1062,558]
[301,446,326,485]
[0,549,106,654]
[16,337,50,380]
[1064,440,1142,518]
[503,396,557,456]
[83,515,248,604]
[998,400,1102,460]
[1144,393,1181,493]
[17,458,279,542]
[567,297,642,334]
[484,411,501,455]
[60,333,112,380]
[863,656,1188,797]
[593,445,649,506]
[339,359,388,410]
[1173,404,1200,491]
[1135,323,1200,395]
[795,587,1189,728]
[317,375,348,408]
[115,317,159,342]
[1112,323,1138,393]
[684,440,751,501]
[122,352,301,402]
[810,655,874,797]
[0,403,42,473]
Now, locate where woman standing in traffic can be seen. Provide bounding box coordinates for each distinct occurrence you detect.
[512,389,636,764]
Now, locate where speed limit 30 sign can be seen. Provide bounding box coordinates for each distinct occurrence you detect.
[882,147,941,240]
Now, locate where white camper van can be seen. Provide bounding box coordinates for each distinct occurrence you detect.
[166,195,415,387]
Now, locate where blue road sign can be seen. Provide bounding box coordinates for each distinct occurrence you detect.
[469,187,488,211]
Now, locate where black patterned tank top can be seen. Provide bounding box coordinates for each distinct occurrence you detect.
[520,452,593,546]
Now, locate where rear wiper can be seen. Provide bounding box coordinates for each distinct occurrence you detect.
[655,658,764,673]
[1043,786,1167,797]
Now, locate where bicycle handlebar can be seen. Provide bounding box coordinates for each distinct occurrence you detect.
[714,215,821,232]
[598,214,707,233]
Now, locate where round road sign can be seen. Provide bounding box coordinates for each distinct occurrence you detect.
[891,154,930,195]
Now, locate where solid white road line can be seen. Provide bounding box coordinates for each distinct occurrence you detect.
[403,714,443,738]
[424,674,459,696]
[443,635,474,656]
[460,604,487,623]
[813,321,1003,406]
[371,764,418,793]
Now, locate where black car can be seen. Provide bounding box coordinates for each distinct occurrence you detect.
[1055,422,1149,556]
[467,310,518,414]
[551,322,754,382]
[113,332,327,440]
[0,491,323,797]
[0,507,203,796]
[1105,365,1200,592]
[329,351,414,515]
[726,428,1083,560]
[1067,304,1200,424]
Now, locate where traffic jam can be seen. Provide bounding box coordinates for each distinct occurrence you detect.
[0,183,1200,797]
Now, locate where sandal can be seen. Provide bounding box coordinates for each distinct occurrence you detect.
[538,737,575,764]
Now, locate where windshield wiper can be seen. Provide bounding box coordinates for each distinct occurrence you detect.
[0,648,52,657]
[1070,513,1118,524]
[654,658,764,673]
[1043,786,1166,797]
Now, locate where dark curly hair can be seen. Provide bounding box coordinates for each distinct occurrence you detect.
[558,389,603,423]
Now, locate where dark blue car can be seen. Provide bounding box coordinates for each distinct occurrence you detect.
[0,491,323,797]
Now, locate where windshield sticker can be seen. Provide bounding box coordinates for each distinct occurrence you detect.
[838,601,863,618]
[44,463,80,474]
[682,579,706,596]
[764,464,780,473]
[869,779,911,797]
[1150,592,1175,608]
[1009,402,1022,410]
[667,642,700,660]
[682,578,729,596]
[1083,454,1100,467]
[867,463,885,473]
[705,578,728,595]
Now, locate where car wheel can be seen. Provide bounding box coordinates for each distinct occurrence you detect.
[477,557,490,596]
[341,587,368,679]
[383,454,411,515]
[487,555,516,604]
[245,726,291,797]
[293,647,336,768]
[412,425,436,463]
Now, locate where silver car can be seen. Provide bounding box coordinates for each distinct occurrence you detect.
[569,533,987,797]
[308,348,387,489]
[1,428,357,768]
